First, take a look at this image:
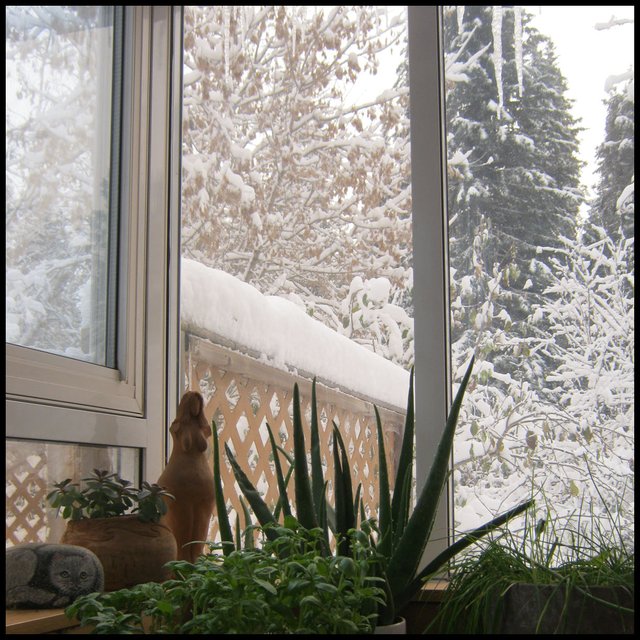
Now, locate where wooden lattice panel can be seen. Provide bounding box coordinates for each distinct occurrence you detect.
[183,334,405,544]
[6,441,50,547]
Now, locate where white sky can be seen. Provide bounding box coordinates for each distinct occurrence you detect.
[523,5,635,194]
[351,6,634,197]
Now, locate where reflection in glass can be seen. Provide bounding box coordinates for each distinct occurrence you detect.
[6,6,117,365]
[6,439,139,546]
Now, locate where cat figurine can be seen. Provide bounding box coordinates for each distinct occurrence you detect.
[157,390,215,563]
[6,543,104,609]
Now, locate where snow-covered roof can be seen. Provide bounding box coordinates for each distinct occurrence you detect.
[180,257,410,410]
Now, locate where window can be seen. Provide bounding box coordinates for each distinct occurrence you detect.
[5,6,182,546]
[7,7,118,366]
[442,6,634,546]
[176,6,458,561]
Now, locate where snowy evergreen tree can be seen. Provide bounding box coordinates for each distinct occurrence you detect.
[442,6,584,387]
[589,88,634,244]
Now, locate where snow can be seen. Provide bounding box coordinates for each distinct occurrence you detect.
[180,258,410,410]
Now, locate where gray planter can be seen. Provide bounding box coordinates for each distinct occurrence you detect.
[498,583,634,634]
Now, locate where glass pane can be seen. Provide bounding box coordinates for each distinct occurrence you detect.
[443,6,634,548]
[181,6,412,396]
[6,439,139,547]
[6,6,118,366]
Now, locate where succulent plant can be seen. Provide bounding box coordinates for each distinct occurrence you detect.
[220,356,533,625]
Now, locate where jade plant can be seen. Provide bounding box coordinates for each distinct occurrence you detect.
[66,520,386,634]
[47,469,175,524]
[222,356,534,626]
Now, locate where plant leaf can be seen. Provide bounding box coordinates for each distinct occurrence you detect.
[386,356,475,606]
[397,498,534,611]
[266,422,291,518]
[391,367,415,536]
[309,378,325,525]
[333,423,356,556]
[291,383,318,530]
[212,420,234,555]
[332,426,347,556]
[375,405,392,560]
[224,443,278,537]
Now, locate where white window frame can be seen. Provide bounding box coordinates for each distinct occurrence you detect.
[407,6,453,567]
[5,6,183,483]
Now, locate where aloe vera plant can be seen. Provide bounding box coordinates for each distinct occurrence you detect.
[219,356,534,625]
[371,356,533,624]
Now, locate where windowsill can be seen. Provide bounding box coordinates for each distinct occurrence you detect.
[417,578,450,601]
[5,582,450,634]
[5,608,85,635]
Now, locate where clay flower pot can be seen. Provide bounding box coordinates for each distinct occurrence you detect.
[61,514,177,591]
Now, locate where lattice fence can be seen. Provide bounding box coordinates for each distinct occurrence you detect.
[6,336,406,549]
[183,333,406,544]
[6,442,135,548]
[6,441,50,547]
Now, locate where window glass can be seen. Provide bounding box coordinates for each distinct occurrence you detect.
[443,6,634,547]
[6,439,139,547]
[6,6,119,366]
[181,6,413,378]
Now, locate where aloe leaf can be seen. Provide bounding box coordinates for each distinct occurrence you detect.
[309,378,325,524]
[334,424,356,531]
[319,480,329,543]
[397,498,534,611]
[391,368,415,535]
[326,502,337,533]
[374,405,393,560]
[386,356,475,603]
[224,443,278,537]
[332,428,348,556]
[212,420,234,555]
[239,495,255,550]
[353,483,362,529]
[292,383,318,530]
[392,469,413,552]
[273,465,294,521]
[266,422,292,518]
[275,442,294,466]
[234,513,241,551]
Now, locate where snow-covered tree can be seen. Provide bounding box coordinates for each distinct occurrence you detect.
[6,6,114,363]
[181,6,414,366]
[589,88,634,245]
[443,6,584,389]
[451,7,634,542]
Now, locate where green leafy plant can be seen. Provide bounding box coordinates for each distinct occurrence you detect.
[222,356,534,626]
[66,520,386,634]
[427,497,635,633]
[47,469,174,524]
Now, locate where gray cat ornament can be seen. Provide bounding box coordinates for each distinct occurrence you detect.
[6,543,104,609]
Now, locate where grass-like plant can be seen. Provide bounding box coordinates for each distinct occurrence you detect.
[427,491,635,633]
[221,356,534,626]
[66,520,386,634]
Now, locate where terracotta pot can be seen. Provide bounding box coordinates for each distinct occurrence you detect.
[61,514,177,591]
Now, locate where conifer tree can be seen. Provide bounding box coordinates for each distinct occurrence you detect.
[442,6,584,383]
[588,87,634,244]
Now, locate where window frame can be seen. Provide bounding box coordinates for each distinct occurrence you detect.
[5,6,183,483]
[407,6,453,567]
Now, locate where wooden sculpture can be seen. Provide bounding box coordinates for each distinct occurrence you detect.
[157,391,215,562]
